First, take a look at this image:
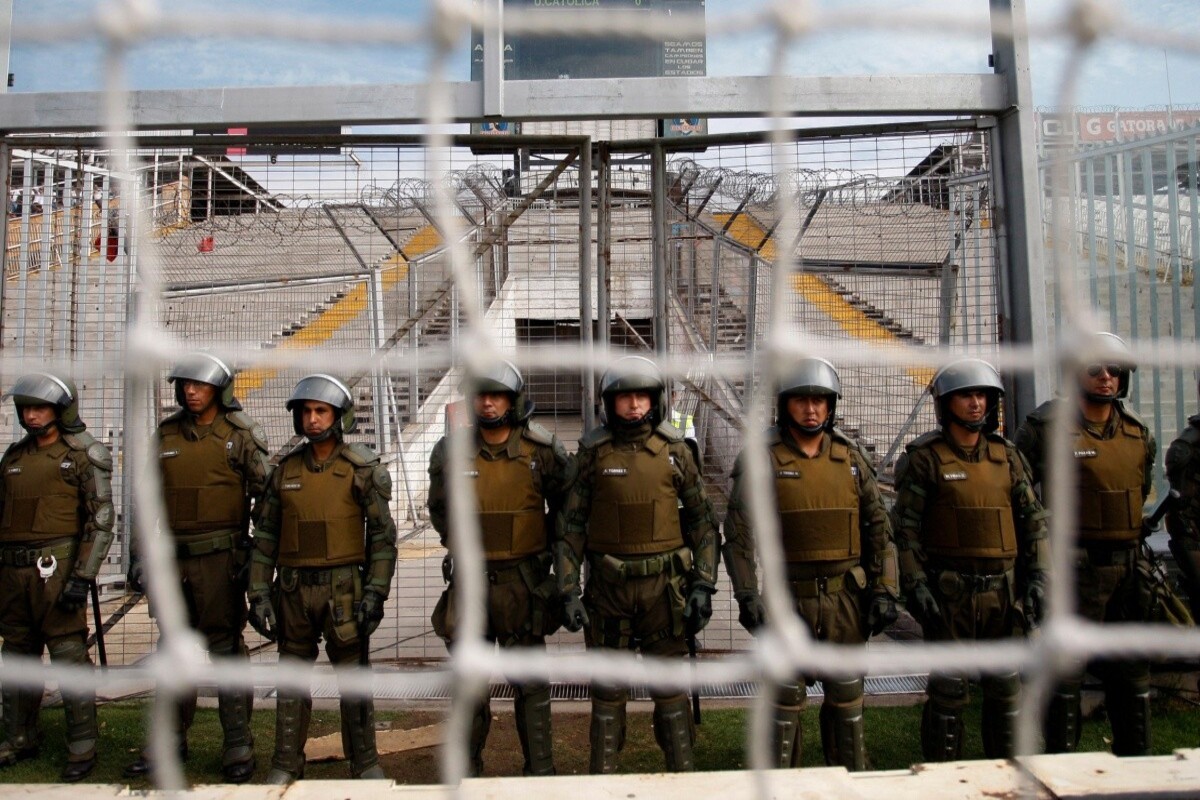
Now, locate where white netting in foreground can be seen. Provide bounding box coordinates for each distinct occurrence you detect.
[1,0,1200,794]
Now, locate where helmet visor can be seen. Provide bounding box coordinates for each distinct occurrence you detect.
[8,373,73,407]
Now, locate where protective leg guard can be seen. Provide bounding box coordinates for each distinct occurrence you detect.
[468,698,492,777]
[48,638,96,781]
[771,682,804,769]
[589,685,627,775]
[217,685,256,783]
[267,693,311,784]
[0,687,42,766]
[1107,676,1152,757]
[651,694,696,773]
[339,697,383,779]
[514,682,555,776]
[1044,677,1083,754]
[820,678,866,771]
[920,674,967,763]
[980,672,1020,759]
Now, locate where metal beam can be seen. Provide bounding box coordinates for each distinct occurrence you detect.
[0,74,1009,133]
[989,0,1049,422]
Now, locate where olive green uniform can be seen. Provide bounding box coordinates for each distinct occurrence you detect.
[427,421,571,776]
[1016,399,1156,756]
[892,430,1049,761]
[557,420,719,774]
[250,441,397,779]
[1165,414,1200,620]
[141,409,269,775]
[723,427,898,770]
[0,432,114,771]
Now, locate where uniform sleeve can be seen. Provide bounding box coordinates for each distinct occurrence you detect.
[427,437,448,546]
[234,425,272,527]
[540,436,575,526]
[1008,443,1050,575]
[673,440,718,587]
[248,465,284,595]
[1166,434,1200,543]
[853,447,897,597]
[1013,418,1045,493]
[357,461,398,597]
[1144,429,1158,503]
[70,440,116,581]
[555,444,595,596]
[720,452,758,595]
[891,448,933,591]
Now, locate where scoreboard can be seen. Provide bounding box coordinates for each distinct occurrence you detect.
[470,0,706,138]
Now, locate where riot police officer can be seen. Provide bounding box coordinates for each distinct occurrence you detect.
[0,373,114,781]
[124,353,269,782]
[1165,373,1200,620]
[1015,332,1156,756]
[248,375,397,783]
[893,359,1049,761]
[556,355,719,774]
[723,358,898,771]
[427,361,571,776]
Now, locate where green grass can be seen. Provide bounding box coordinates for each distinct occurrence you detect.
[0,693,1195,784]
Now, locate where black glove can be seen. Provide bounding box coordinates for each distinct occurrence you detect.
[909,582,940,626]
[1024,570,1048,627]
[683,584,715,636]
[734,590,766,632]
[356,589,386,637]
[866,593,899,636]
[562,591,589,632]
[127,559,146,594]
[248,593,278,641]
[57,576,90,612]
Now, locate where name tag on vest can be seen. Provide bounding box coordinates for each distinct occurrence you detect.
[602,467,628,477]
[160,450,180,459]
[1074,449,1098,458]
[941,471,968,481]
[777,470,800,478]
[60,461,73,470]
[282,482,302,491]
[463,470,479,478]
[6,467,19,475]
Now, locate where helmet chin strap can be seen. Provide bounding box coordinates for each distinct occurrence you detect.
[476,410,515,430]
[616,414,651,431]
[1083,391,1117,405]
[948,411,987,433]
[786,418,826,436]
[20,420,55,437]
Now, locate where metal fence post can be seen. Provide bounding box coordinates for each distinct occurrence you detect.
[579,141,596,432]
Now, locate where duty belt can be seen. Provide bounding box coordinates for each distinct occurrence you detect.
[0,538,75,568]
[1081,544,1138,567]
[789,573,845,598]
[589,547,692,582]
[948,570,1010,593]
[175,531,241,559]
[279,565,355,586]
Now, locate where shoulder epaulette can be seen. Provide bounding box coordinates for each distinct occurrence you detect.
[579,426,612,449]
[1024,399,1059,425]
[765,426,783,446]
[1116,401,1149,432]
[342,442,381,467]
[829,426,854,446]
[1188,413,1200,429]
[907,430,943,451]
[522,420,555,447]
[61,430,97,453]
[159,409,186,428]
[224,410,259,432]
[655,420,684,443]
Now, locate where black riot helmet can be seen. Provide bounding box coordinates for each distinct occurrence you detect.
[168,352,240,411]
[9,372,86,435]
[463,360,533,430]
[929,358,1004,434]
[286,374,355,442]
[777,357,841,434]
[1079,331,1136,403]
[598,355,668,430]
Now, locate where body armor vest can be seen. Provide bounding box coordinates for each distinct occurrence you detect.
[0,440,80,543]
[1073,415,1146,543]
[159,415,244,536]
[277,451,364,567]
[470,439,547,561]
[587,433,684,556]
[772,438,860,562]
[924,438,1018,559]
